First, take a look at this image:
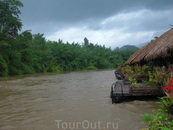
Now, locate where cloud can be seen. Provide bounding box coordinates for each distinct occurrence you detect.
[100,9,173,32]
[20,0,173,24]
[46,26,155,48]
[46,8,172,48]
[19,0,173,48]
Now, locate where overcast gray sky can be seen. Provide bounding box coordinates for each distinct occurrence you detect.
[19,0,173,48]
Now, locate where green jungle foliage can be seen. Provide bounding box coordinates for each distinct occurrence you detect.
[141,93,173,130]
[0,0,137,76]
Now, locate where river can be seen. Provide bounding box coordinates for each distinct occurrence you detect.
[0,70,159,130]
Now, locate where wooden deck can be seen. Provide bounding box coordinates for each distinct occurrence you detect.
[112,82,163,96]
[111,80,164,103]
[111,70,165,103]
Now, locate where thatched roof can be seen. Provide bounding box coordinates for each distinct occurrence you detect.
[124,28,173,65]
[144,28,173,60]
[124,45,148,64]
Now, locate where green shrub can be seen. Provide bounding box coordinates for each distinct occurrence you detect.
[8,66,23,75]
[21,63,35,74]
[0,55,8,76]
[141,93,173,130]
[86,66,98,70]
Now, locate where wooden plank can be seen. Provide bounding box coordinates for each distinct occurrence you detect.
[113,82,163,96]
[129,86,161,94]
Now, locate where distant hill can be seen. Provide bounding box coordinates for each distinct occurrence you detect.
[120,45,139,50]
[137,42,148,48]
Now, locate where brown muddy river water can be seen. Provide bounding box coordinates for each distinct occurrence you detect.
[0,70,159,130]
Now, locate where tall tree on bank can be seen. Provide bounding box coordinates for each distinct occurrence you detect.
[0,0,23,40]
[0,0,23,76]
[84,37,89,46]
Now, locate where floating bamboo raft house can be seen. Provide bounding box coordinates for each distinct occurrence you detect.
[111,28,173,103]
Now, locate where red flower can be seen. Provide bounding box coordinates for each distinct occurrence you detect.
[164,86,173,92]
[163,78,173,101]
[168,78,173,87]
[163,78,173,92]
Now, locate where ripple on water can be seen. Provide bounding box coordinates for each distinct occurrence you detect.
[0,70,159,130]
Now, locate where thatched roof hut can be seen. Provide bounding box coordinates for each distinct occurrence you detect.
[124,28,173,65]
[144,28,173,61]
[124,44,148,64]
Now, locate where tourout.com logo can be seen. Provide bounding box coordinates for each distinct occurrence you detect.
[55,120,118,129]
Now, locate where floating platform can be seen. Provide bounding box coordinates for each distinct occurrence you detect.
[110,81,164,103]
[111,71,164,104]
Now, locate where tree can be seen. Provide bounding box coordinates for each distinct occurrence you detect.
[84,37,89,46]
[0,54,8,76]
[0,0,23,40]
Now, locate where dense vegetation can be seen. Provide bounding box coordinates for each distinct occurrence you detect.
[0,0,137,77]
